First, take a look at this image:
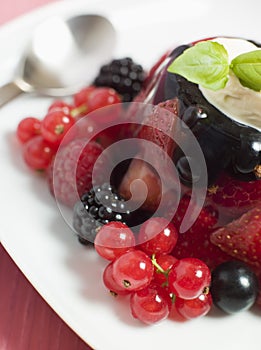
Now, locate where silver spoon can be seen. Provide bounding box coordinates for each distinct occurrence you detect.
[0,14,116,107]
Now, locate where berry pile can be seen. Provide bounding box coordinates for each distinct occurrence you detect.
[93,212,259,323]
[14,48,261,326]
[16,86,121,173]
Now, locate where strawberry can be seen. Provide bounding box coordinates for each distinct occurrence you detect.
[210,205,261,270]
[137,98,179,156]
[118,99,180,211]
[172,228,232,270]
[255,274,261,307]
[207,172,261,218]
[171,195,230,269]
[172,195,219,235]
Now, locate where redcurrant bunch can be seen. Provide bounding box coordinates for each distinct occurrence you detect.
[94,217,212,324]
[16,86,122,172]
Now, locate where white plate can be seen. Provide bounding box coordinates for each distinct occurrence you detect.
[1,0,261,349]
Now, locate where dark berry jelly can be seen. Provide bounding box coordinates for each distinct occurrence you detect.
[144,37,261,186]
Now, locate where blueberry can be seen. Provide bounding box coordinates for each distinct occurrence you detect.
[210,260,259,314]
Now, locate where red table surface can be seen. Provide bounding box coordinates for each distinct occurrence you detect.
[0,1,92,349]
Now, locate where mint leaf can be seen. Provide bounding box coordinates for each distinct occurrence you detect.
[167,41,230,90]
[231,50,261,91]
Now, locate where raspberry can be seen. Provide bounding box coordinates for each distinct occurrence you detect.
[94,57,146,102]
[72,183,133,245]
[47,139,104,207]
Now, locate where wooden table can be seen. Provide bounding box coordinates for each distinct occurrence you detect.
[0,1,92,349]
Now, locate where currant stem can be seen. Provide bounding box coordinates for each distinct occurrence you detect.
[70,105,88,118]
[151,254,169,277]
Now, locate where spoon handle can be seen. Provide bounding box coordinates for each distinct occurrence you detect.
[0,82,23,107]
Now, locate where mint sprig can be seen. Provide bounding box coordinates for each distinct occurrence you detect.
[167,41,261,92]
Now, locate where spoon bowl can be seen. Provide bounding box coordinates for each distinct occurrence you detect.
[0,14,116,106]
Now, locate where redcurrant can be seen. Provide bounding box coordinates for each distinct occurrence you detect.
[87,87,122,124]
[16,117,41,143]
[73,86,96,109]
[23,135,56,170]
[103,262,130,296]
[112,250,154,292]
[168,258,211,300]
[138,217,178,256]
[175,292,212,319]
[94,222,136,261]
[41,110,75,146]
[48,100,73,114]
[130,283,172,324]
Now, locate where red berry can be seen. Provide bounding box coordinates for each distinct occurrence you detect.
[171,194,227,269]
[168,258,211,300]
[41,110,75,146]
[210,205,261,269]
[138,217,178,256]
[47,139,105,206]
[87,87,122,124]
[23,135,56,171]
[88,87,121,110]
[255,274,261,308]
[48,100,74,114]
[112,250,154,292]
[130,283,172,324]
[175,292,212,319]
[73,86,96,108]
[94,222,136,261]
[16,117,41,143]
[171,227,232,270]
[172,194,218,235]
[137,98,179,156]
[103,262,130,296]
[119,98,180,212]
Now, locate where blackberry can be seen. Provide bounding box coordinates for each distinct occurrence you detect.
[93,57,146,102]
[72,183,132,245]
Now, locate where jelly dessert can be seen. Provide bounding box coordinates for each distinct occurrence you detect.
[14,39,261,324]
[138,37,261,185]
